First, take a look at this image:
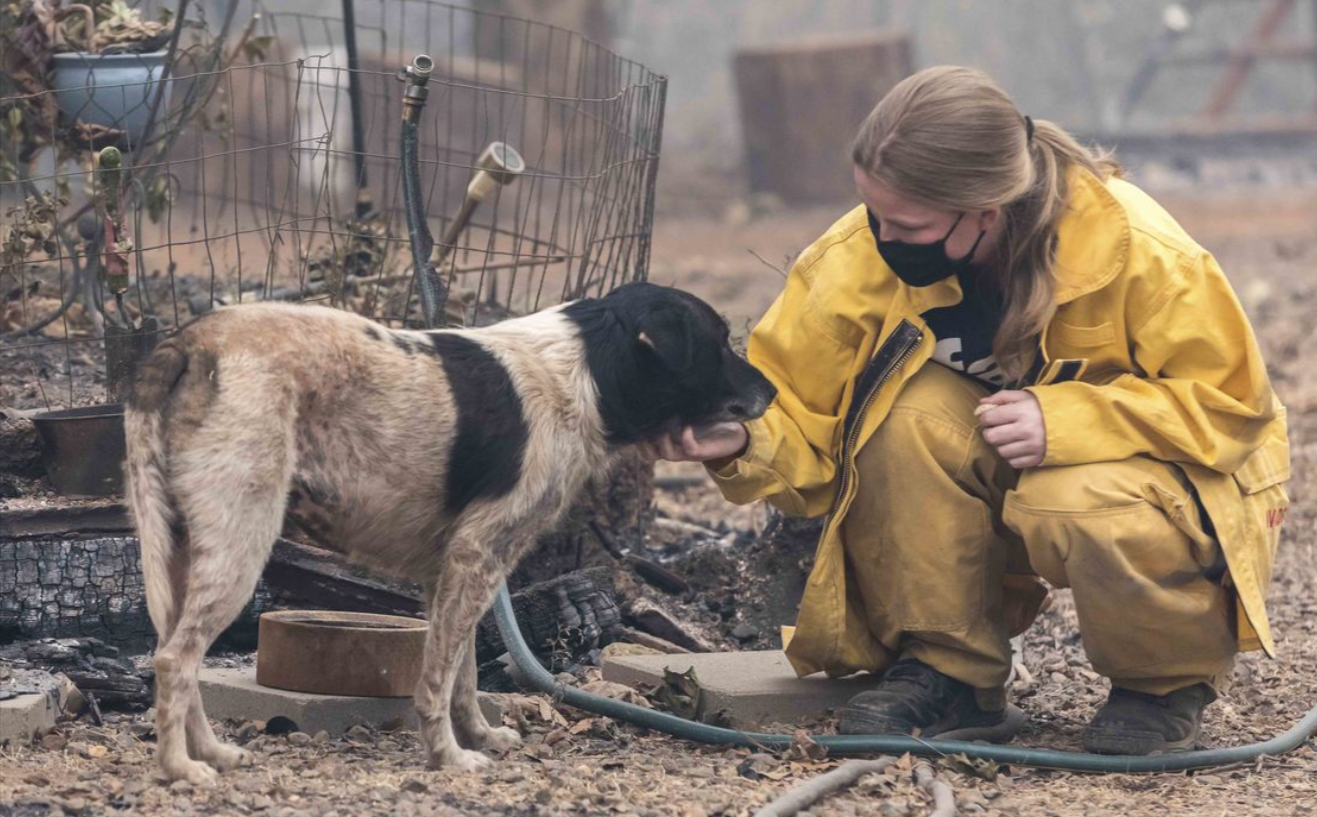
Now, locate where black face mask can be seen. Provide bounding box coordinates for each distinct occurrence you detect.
[868,208,986,288]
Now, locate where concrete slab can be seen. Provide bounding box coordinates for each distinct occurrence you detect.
[0,672,59,748]
[601,650,876,728]
[199,666,503,734]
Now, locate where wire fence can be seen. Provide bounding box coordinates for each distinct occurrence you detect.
[0,0,667,411]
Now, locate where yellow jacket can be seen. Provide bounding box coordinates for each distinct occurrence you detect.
[711,166,1291,677]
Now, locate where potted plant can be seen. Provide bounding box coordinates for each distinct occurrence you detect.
[6,0,174,146]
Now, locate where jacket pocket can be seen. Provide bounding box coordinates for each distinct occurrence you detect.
[1051,319,1116,348]
[1232,433,1291,495]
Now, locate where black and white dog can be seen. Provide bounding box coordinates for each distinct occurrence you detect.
[123,282,775,785]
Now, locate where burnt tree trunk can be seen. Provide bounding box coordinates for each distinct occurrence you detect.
[508,447,654,588]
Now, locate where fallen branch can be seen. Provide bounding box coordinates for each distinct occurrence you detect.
[753,758,897,817]
[915,762,958,817]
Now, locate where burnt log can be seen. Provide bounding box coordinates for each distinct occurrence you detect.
[472,566,622,669]
[0,531,268,653]
[0,638,153,710]
[0,535,156,650]
[262,539,425,619]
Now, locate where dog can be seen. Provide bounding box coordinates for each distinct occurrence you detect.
[123,282,776,785]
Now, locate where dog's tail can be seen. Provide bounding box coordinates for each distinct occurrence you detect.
[124,341,188,641]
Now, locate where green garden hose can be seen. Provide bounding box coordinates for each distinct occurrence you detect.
[493,583,1317,773]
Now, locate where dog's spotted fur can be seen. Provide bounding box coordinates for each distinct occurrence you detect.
[124,283,775,784]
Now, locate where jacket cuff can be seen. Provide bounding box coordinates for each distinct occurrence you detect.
[1025,383,1101,467]
[705,419,774,501]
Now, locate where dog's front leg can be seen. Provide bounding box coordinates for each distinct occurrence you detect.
[415,548,507,771]
[452,630,522,752]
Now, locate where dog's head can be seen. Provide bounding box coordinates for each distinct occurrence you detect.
[569,282,777,444]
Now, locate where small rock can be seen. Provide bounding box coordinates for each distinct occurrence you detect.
[731,623,760,641]
[169,779,192,794]
[312,731,330,745]
[42,733,67,751]
[128,722,155,740]
[251,793,275,810]
[287,731,312,747]
[377,740,400,752]
[401,779,429,794]
[346,725,373,741]
[236,721,262,741]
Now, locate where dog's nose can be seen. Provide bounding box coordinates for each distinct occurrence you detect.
[726,402,748,418]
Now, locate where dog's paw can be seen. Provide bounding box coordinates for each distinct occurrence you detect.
[200,743,252,772]
[162,757,220,788]
[480,726,522,753]
[430,746,495,772]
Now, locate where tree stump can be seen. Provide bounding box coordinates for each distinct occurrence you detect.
[734,30,913,204]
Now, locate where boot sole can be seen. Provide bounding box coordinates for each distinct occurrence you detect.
[1082,723,1201,756]
[838,702,1026,744]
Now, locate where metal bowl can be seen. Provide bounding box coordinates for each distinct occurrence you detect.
[30,403,126,497]
[256,610,429,698]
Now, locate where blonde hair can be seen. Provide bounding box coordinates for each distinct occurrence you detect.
[851,65,1120,381]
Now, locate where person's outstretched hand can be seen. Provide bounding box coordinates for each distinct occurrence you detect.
[642,422,748,463]
[977,390,1046,469]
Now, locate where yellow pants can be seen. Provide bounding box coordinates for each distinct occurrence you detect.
[842,363,1237,710]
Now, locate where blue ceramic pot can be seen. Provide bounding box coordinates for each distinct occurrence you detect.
[49,50,172,145]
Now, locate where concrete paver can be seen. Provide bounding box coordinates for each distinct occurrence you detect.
[199,666,503,734]
[601,650,875,727]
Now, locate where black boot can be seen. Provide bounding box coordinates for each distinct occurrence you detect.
[1082,683,1214,755]
[837,659,1024,741]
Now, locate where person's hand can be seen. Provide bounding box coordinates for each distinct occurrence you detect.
[642,422,748,463]
[976,390,1046,469]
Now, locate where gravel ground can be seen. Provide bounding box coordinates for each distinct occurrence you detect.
[2,184,1315,817]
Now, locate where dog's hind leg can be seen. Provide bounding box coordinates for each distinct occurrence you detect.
[154,495,283,784]
[154,416,294,783]
[451,630,521,752]
[415,538,513,771]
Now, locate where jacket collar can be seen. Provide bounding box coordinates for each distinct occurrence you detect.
[890,165,1129,317]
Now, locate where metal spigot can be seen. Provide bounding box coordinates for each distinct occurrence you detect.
[399,54,434,124]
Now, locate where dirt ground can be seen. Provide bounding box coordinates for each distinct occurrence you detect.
[2,169,1317,816]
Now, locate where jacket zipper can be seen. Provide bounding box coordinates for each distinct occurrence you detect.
[827,320,924,520]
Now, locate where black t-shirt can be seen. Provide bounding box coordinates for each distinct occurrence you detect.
[921,269,1012,391]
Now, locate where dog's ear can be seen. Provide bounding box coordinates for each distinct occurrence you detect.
[636,307,695,373]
